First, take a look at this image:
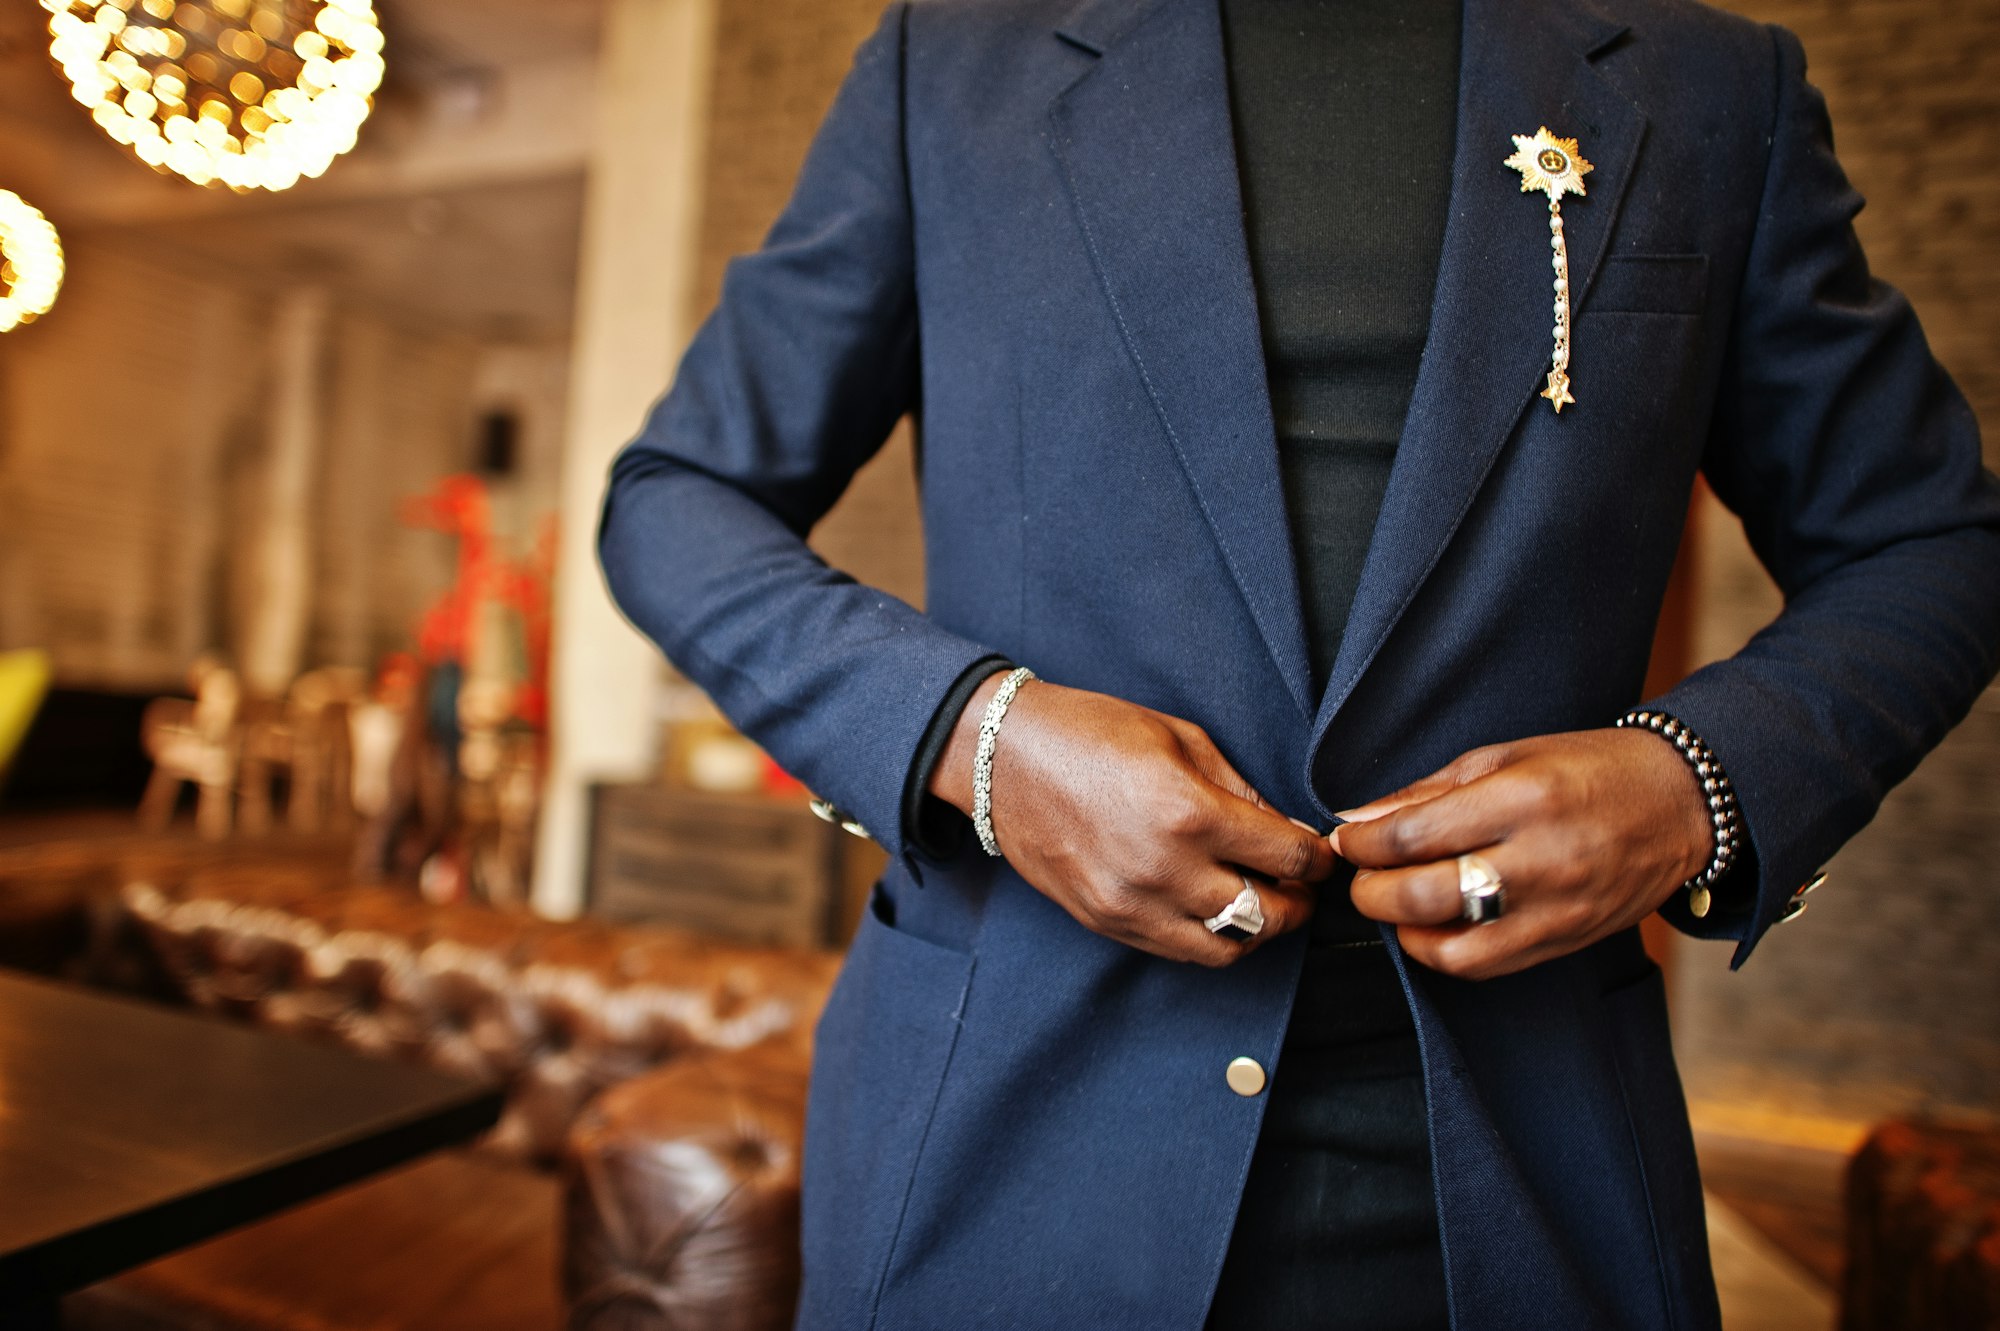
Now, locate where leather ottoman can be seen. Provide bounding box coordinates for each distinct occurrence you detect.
[564,1044,809,1331]
[1844,1119,2000,1330]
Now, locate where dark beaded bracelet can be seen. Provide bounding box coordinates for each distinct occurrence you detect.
[1615,708,1740,919]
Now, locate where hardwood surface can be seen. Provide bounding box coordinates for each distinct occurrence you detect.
[64,1150,564,1331]
[0,969,502,1306]
[1697,1131,1850,1290]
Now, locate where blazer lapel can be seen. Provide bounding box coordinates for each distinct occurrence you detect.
[1042,0,1643,737]
[1047,0,1317,721]
[1311,0,1645,750]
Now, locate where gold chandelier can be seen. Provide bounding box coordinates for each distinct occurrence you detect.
[0,192,65,331]
[42,0,384,192]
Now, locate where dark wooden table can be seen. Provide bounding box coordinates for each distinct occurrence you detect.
[0,969,502,1324]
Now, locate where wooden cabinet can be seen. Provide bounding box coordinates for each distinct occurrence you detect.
[585,784,882,949]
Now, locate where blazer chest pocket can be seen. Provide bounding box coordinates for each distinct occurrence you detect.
[1586,253,1709,317]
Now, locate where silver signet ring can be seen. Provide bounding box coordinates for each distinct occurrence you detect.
[1457,852,1506,925]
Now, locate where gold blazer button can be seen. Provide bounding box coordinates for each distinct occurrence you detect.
[1225,1057,1267,1097]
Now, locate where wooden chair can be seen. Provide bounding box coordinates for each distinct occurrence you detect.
[138,657,242,839]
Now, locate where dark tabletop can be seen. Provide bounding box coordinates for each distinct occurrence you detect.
[0,969,502,1304]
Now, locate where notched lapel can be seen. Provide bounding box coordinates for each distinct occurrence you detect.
[1046,0,1316,720]
[1311,0,1647,748]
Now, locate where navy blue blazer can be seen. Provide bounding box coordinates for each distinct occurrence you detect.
[599,0,2000,1323]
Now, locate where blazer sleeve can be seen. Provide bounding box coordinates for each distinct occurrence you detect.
[597,0,1000,874]
[1645,23,2000,968]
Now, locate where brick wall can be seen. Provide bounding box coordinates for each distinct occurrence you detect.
[1718,0,1999,466]
[1672,0,2000,1128]
[696,0,926,611]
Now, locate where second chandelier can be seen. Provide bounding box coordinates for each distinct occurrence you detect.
[43,0,384,193]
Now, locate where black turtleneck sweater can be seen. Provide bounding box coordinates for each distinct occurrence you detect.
[1225,0,1459,689]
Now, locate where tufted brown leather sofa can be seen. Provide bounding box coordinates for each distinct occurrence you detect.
[118,871,836,1166]
[0,851,832,1331]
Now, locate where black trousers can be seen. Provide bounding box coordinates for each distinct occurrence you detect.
[1206,918,1451,1331]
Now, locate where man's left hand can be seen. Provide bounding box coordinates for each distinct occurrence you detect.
[1331,728,1713,980]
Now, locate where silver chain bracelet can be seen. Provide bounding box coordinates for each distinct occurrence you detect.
[972,667,1036,857]
[1615,708,1740,918]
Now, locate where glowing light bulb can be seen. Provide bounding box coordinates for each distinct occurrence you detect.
[0,192,65,331]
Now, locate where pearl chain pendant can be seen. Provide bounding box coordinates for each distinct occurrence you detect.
[1504,127,1594,414]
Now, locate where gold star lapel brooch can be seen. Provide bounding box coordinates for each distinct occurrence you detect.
[1504,127,1593,413]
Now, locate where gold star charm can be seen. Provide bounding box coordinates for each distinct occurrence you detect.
[1505,127,1593,201]
[1505,128,1594,413]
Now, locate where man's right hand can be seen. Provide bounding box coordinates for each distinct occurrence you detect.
[927,673,1334,966]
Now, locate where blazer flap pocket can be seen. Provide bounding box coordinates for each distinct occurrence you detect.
[798,879,975,1319]
[1588,253,1709,316]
